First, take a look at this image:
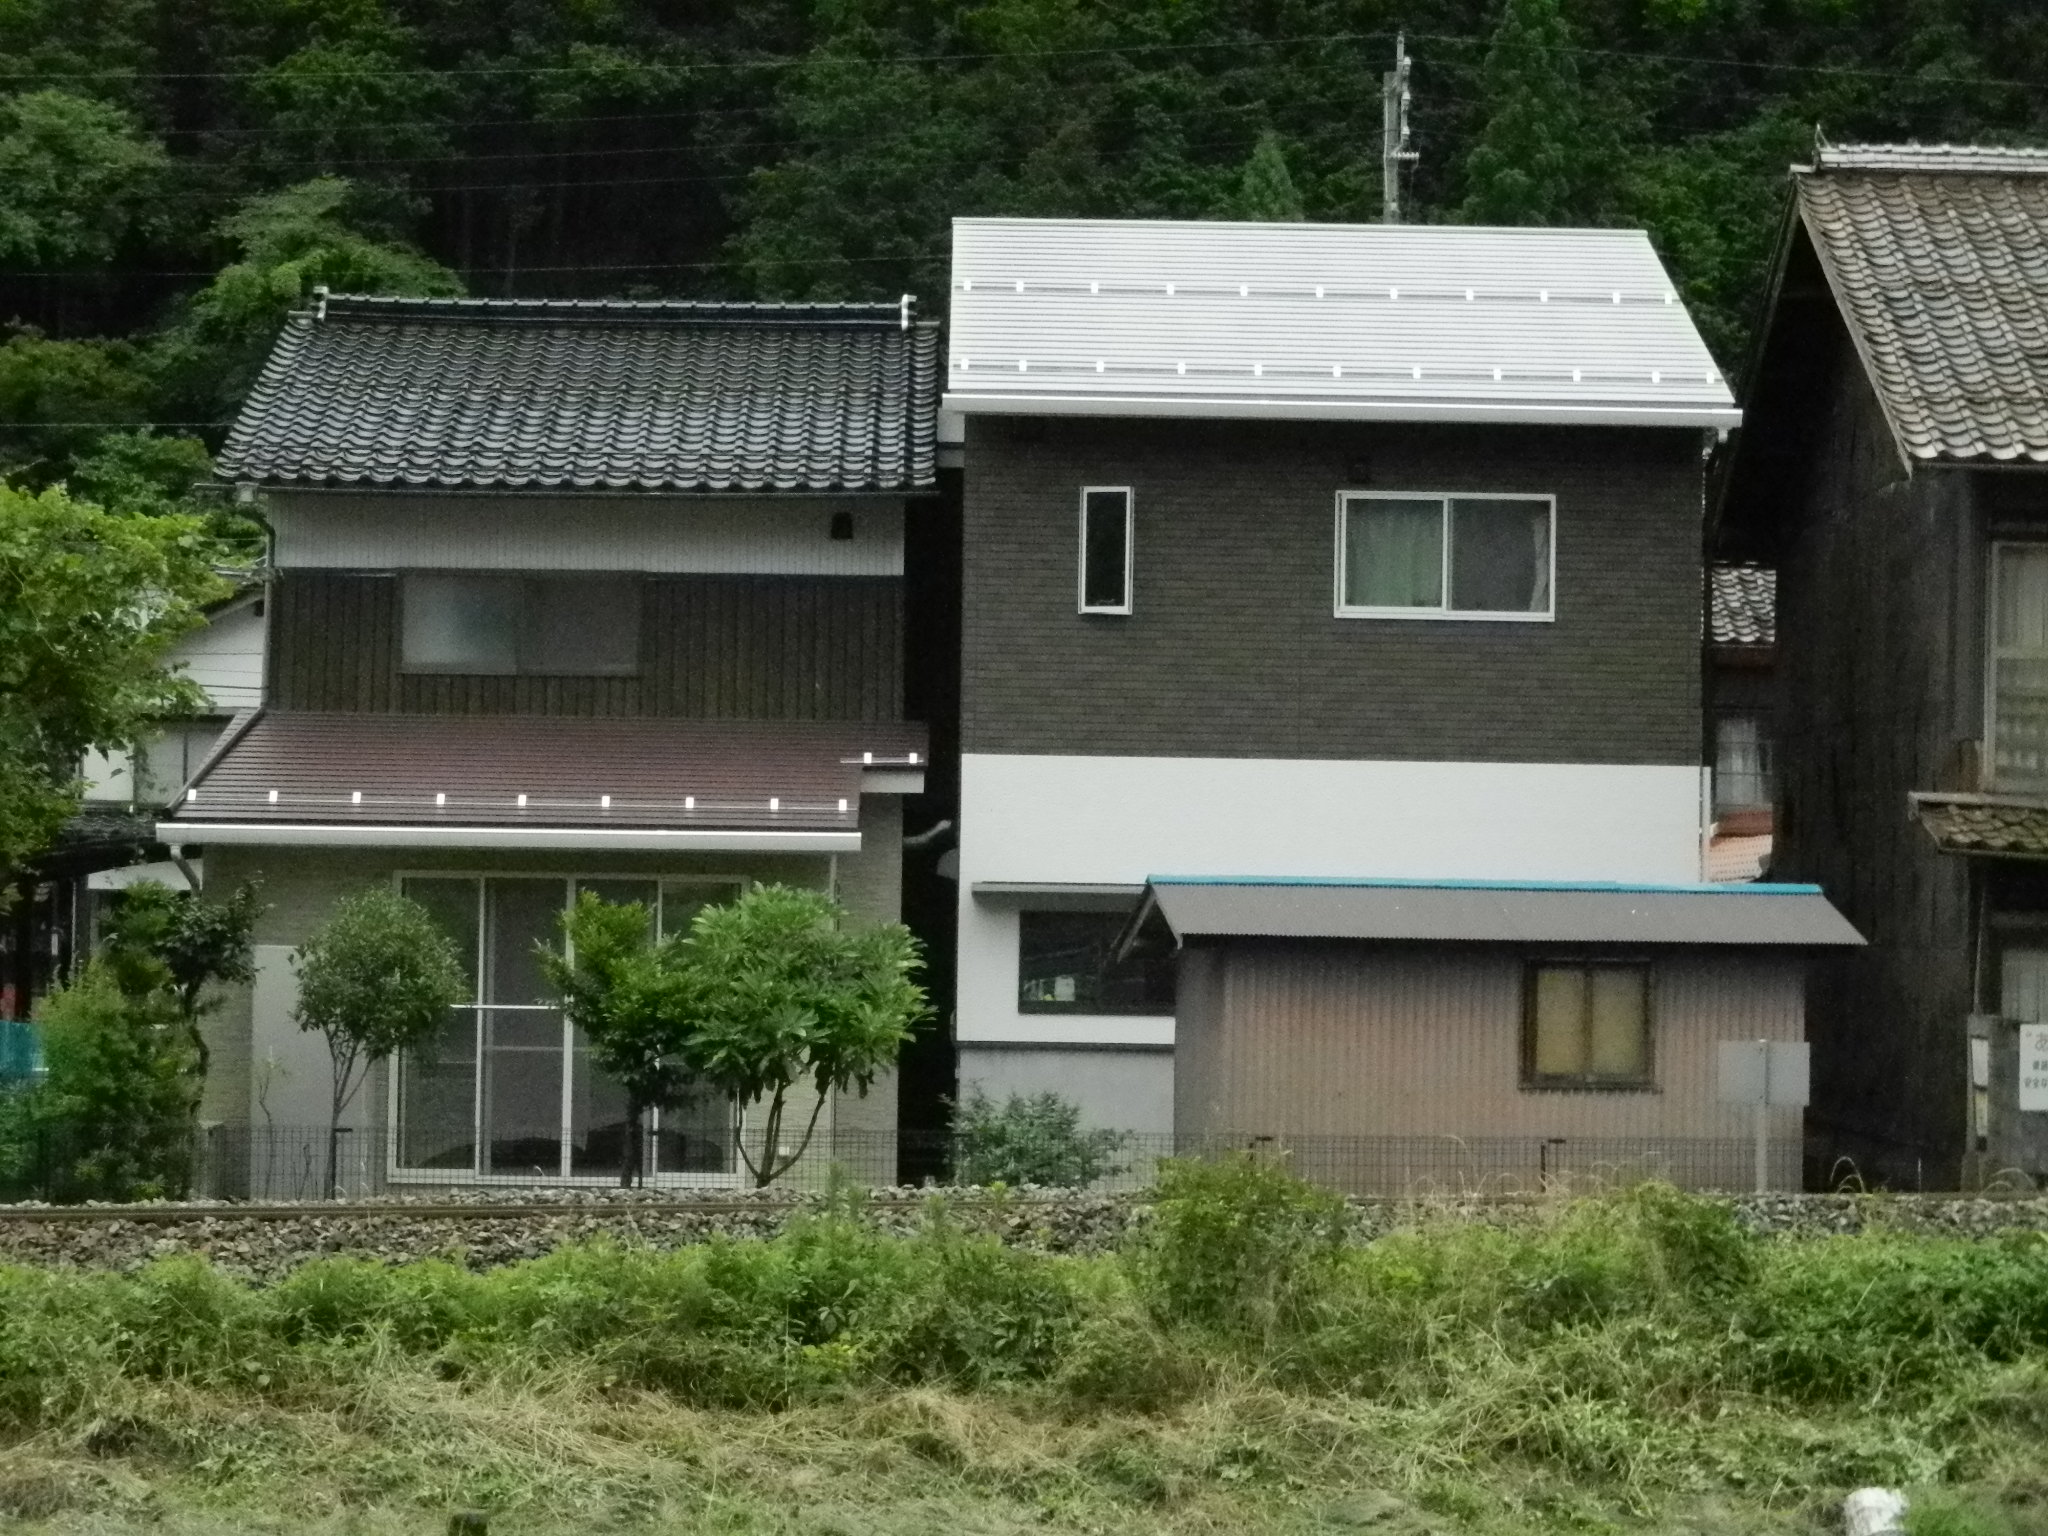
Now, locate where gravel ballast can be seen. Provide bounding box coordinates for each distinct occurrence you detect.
[0,1187,2045,1280]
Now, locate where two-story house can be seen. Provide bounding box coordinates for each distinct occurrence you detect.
[1717,144,2048,1188]
[157,293,939,1191]
[946,217,1860,1188]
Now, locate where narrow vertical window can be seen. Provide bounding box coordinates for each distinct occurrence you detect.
[1991,543,2048,791]
[1079,487,1133,614]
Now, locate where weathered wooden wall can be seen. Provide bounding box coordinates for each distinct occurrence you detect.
[268,571,904,721]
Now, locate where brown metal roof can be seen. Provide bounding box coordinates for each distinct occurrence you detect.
[159,710,925,837]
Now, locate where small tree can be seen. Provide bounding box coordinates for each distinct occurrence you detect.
[1236,131,1304,221]
[13,963,197,1200]
[100,879,260,1093]
[292,888,465,1196]
[951,1088,1129,1188]
[539,891,701,1188]
[685,884,926,1188]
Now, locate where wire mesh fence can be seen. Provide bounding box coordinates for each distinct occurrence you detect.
[0,1123,1805,1203]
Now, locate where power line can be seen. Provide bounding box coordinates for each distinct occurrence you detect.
[6,26,2047,93]
[2,30,1401,84]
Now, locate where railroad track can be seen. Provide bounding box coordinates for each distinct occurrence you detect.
[0,1195,1101,1225]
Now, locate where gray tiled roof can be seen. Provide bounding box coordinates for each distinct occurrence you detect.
[1913,793,2048,857]
[1709,562,1775,646]
[218,295,941,492]
[1797,145,2048,463]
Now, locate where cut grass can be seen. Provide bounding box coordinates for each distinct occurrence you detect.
[2,1169,2048,1534]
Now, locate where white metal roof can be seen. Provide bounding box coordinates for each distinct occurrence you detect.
[946,217,1739,428]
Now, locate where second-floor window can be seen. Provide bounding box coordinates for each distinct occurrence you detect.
[1337,491,1554,620]
[401,574,641,676]
[1078,487,1133,614]
[1714,713,1775,812]
[1991,542,2048,791]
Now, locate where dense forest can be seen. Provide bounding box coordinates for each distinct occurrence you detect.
[2,0,2047,513]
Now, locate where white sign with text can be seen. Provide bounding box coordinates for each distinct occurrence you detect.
[2022,1024,2048,1114]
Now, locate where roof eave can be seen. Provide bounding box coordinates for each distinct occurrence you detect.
[156,821,862,853]
[944,392,1740,429]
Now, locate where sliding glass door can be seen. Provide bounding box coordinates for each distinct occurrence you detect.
[393,875,739,1181]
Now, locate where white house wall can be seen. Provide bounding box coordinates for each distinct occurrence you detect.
[957,753,1708,1049]
[267,493,906,576]
[174,599,266,711]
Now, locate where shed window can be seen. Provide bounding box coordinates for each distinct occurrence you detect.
[1018,910,1173,1014]
[1338,492,1554,619]
[1522,962,1652,1088]
[1079,488,1133,614]
[402,575,641,675]
[1991,543,2048,792]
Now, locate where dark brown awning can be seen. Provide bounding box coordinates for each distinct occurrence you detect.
[157,710,924,852]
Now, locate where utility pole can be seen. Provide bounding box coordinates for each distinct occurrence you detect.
[1381,33,1418,223]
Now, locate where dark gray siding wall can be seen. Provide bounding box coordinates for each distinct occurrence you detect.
[961,416,1704,762]
[1772,320,1978,1187]
[270,571,904,720]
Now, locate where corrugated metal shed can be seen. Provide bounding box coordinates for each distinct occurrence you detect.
[945,218,1738,427]
[1139,876,1863,948]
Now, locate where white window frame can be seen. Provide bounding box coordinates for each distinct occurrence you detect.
[1077,486,1135,615]
[1333,489,1557,622]
[1987,540,2048,794]
[383,871,746,1188]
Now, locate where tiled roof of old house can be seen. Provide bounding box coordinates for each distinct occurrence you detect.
[218,295,941,492]
[1709,562,1776,646]
[1913,793,2048,857]
[1796,144,2048,463]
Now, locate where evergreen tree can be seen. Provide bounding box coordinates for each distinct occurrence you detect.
[1237,132,1304,221]
[1459,0,1585,227]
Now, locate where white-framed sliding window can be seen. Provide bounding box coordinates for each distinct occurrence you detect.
[1078,486,1134,614]
[1334,490,1556,621]
[1989,541,2048,793]
[387,873,742,1185]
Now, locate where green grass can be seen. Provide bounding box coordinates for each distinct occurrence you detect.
[3,1165,2048,1534]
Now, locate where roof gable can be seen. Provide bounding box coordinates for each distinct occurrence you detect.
[218,294,941,493]
[1792,144,2048,464]
[945,217,1737,428]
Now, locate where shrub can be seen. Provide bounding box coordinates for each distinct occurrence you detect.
[867,1212,1082,1386]
[7,963,198,1200]
[951,1088,1128,1187]
[1130,1154,1348,1336]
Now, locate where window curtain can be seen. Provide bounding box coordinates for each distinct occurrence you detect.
[1346,497,1443,607]
[1994,545,2048,791]
[1448,498,1550,613]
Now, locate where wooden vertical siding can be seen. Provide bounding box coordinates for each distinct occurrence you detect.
[270,571,904,720]
[1175,942,1804,1143]
[267,571,399,711]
